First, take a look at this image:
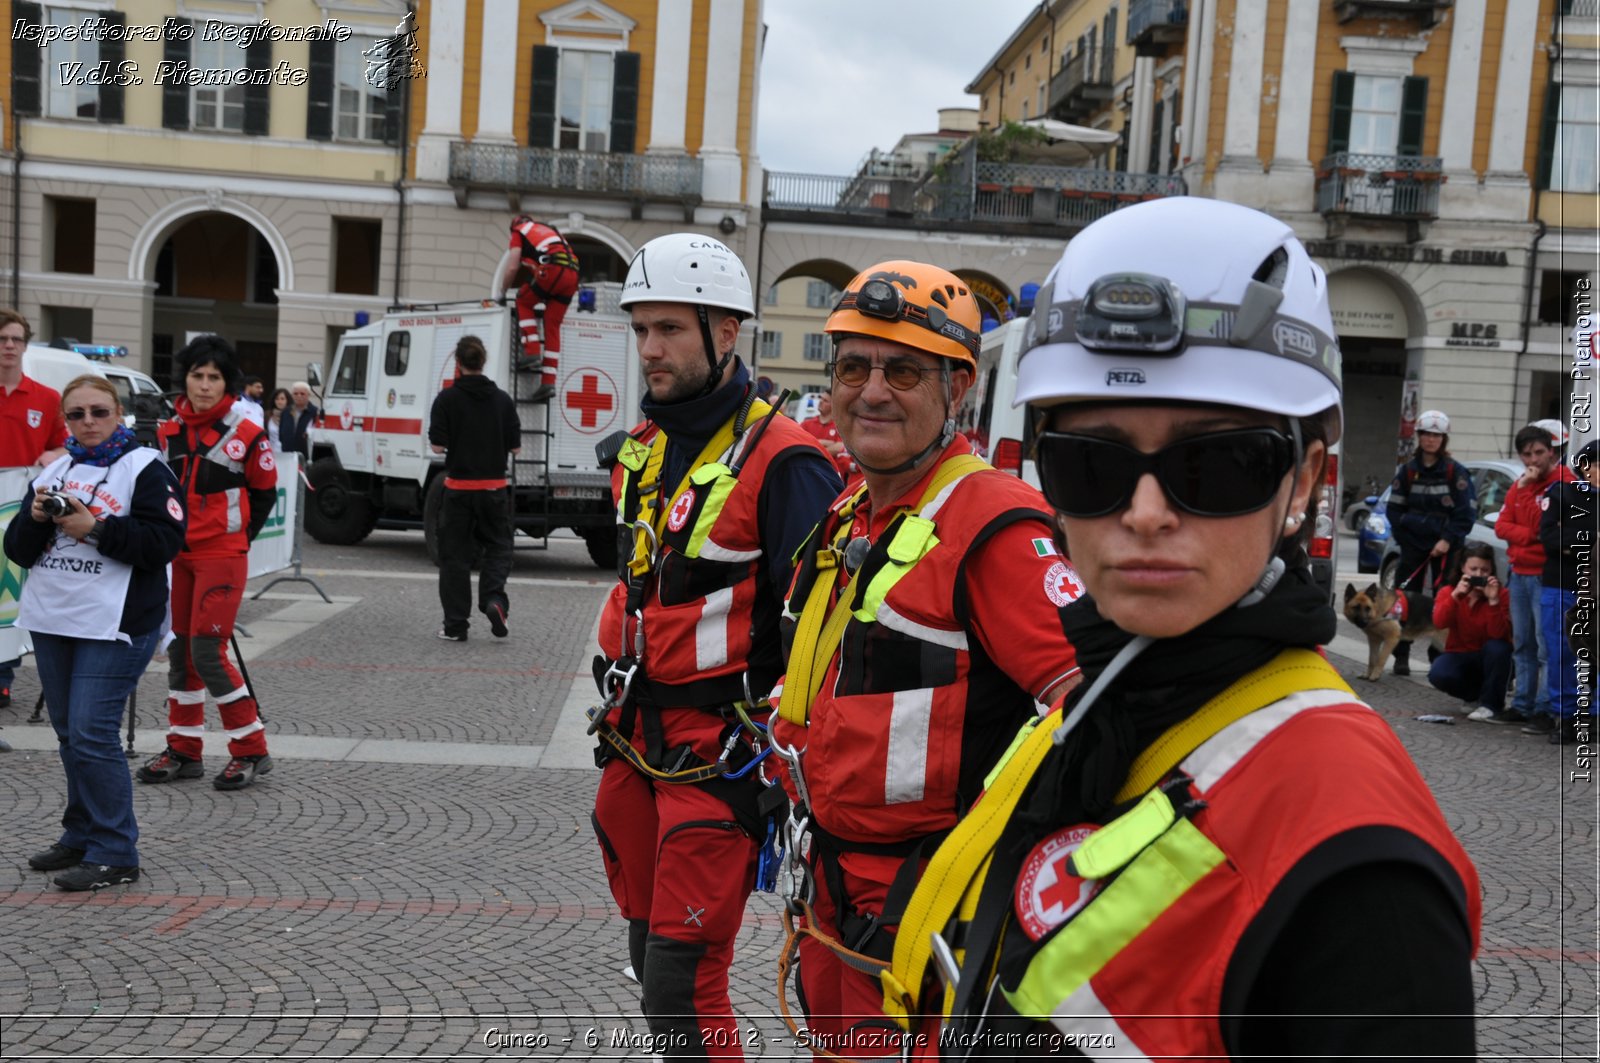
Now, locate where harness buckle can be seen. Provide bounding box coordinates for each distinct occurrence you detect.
[588,658,639,735]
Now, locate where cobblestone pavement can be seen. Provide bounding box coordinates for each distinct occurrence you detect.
[0,531,1594,1060]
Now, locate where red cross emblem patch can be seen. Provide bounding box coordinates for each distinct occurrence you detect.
[1015,824,1099,940]
[224,438,247,461]
[1043,560,1085,607]
[666,489,696,533]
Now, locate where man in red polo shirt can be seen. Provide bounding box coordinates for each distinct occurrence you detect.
[0,309,68,708]
[799,390,858,482]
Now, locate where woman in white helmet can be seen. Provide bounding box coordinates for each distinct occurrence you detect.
[1385,408,1478,675]
[878,199,1479,1059]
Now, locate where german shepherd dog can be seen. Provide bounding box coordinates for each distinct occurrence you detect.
[1343,583,1446,681]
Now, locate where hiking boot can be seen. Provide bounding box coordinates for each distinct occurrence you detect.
[54,863,139,891]
[437,628,467,642]
[1521,714,1556,736]
[1551,717,1579,745]
[136,747,204,784]
[213,754,272,791]
[28,843,85,871]
[486,602,509,639]
[524,382,554,402]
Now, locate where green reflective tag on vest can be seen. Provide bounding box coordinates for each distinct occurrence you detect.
[618,437,651,472]
[1004,817,1225,1017]
[856,516,940,621]
[683,463,737,559]
[1069,787,1177,881]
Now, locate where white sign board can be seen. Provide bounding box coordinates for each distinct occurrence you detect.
[0,467,33,662]
[247,453,301,580]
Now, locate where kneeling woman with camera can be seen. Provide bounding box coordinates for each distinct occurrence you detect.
[5,374,186,891]
[1430,543,1512,716]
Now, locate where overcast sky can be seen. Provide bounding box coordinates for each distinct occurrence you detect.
[757,0,1044,176]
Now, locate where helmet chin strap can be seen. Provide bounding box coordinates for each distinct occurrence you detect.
[1237,418,1305,609]
[845,362,957,477]
[693,305,734,399]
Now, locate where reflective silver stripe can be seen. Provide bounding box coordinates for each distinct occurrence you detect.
[226,487,243,534]
[168,689,205,705]
[168,724,206,736]
[918,470,975,521]
[216,684,252,705]
[695,586,734,671]
[1182,689,1354,792]
[875,601,967,650]
[698,538,761,563]
[1048,982,1150,1060]
[884,686,935,805]
[224,719,264,740]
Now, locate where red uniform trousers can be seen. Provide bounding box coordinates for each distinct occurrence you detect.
[516,263,580,388]
[166,553,268,760]
[796,852,910,1058]
[593,754,758,1060]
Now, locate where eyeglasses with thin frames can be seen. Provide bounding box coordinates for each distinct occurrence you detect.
[830,355,939,392]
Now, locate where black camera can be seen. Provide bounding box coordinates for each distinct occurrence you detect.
[1467,575,1488,588]
[38,491,73,518]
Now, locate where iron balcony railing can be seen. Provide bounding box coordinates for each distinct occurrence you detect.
[448,142,703,203]
[1128,0,1189,43]
[764,164,1186,230]
[1562,0,1596,16]
[1315,153,1444,219]
[1049,46,1110,118]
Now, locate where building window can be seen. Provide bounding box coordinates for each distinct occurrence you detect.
[46,196,95,275]
[337,36,388,141]
[1539,270,1589,326]
[805,280,837,309]
[765,285,779,306]
[44,6,99,119]
[332,219,382,296]
[803,334,829,361]
[1550,84,1598,193]
[1348,75,1401,154]
[191,34,246,132]
[558,50,614,151]
[761,331,782,360]
[40,305,92,345]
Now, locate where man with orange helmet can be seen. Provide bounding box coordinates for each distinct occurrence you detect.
[769,261,1083,1054]
[499,216,580,399]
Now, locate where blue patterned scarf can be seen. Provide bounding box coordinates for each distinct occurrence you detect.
[65,423,139,467]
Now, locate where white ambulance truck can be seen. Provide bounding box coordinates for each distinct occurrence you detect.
[303,285,637,569]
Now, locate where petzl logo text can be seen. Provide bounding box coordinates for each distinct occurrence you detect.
[1105,368,1146,386]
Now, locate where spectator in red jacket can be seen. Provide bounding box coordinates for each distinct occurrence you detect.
[1492,421,1575,729]
[1430,542,1512,713]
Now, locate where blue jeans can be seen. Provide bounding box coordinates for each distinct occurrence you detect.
[33,629,161,867]
[1428,640,1512,712]
[1508,573,1549,718]
[1542,587,1581,721]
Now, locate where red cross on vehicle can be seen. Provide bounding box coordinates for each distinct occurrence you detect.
[565,373,615,428]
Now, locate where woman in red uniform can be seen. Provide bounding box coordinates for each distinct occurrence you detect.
[138,335,278,791]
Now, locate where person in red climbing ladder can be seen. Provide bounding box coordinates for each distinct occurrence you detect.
[500,215,581,400]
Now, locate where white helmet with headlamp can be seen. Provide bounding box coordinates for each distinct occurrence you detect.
[1015,197,1343,444]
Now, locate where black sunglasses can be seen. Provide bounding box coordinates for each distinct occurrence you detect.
[65,406,115,422]
[1036,428,1297,518]
[830,355,937,391]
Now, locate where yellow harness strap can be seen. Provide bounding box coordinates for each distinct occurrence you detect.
[881,647,1353,1025]
[624,401,771,578]
[778,453,989,728]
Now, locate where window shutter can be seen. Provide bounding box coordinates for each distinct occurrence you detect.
[243,37,271,136]
[1148,96,1164,174]
[1102,9,1117,82]
[1536,83,1561,190]
[306,38,335,141]
[528,45,560,146]
[610,51,640,154]
[97,10,125,123]
[12,2,40,117]
[162,19,191,130]
[1087,27,1098,82]
[384,75,405,145]
[1398,76,1428,156]
[1327,70,1354,154]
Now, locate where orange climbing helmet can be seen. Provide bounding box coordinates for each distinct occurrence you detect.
[824,261,982,369]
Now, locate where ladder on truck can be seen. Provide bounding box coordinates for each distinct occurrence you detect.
[507,325,554,552]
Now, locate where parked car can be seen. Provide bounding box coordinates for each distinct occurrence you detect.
[1357,486,1392,573]
[1375,459,1520,589]
[96,360,174,446]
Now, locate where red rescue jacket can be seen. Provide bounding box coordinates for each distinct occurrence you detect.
[157,395,277,557]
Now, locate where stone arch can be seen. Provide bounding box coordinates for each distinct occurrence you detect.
[1324,264,1427,341]
[951,268,1016,325]
[129,194,292,290]
[770,257,858,292]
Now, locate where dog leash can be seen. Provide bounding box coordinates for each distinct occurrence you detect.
[1400,554,1448,591]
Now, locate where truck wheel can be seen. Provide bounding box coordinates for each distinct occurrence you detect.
[582,526,619,570]
[305,458,377,546]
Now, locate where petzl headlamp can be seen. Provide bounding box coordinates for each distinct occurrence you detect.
[1074,273,1187,353]
[832,280,981,357]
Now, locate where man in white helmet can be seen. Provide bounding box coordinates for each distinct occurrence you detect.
[1385,409,1477,675]
[588,234,841,1059]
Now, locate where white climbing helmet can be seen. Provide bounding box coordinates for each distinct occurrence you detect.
[619,233,754,318]
[1015,197,1343,443]
[1417,410,1450,435]
[1532,418,1567,449]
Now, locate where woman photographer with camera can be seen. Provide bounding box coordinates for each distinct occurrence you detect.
[1428,542,1512,714]
[5,374,185,891]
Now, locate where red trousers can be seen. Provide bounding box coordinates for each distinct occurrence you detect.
[797,853,905,1057]
[593,757,758,1060]
[516,264,579,387]
[166,553,267,760]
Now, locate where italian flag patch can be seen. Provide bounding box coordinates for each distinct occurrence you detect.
[1032,537,1057,557]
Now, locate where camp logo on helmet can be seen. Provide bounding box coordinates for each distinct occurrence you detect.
[1273,320,1318,361]
[685,239,731,253]
[1106,368,1146,386]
